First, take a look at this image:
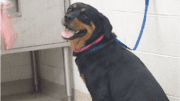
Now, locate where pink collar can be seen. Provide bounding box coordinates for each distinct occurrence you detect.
[73,35,105,53]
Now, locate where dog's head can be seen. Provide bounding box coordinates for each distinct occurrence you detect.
[62,3,112,50]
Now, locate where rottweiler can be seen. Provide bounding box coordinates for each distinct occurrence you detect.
[61,2,169,101]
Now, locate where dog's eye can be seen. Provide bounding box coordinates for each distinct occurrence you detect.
[68,8,71,11]
[83,14,87,19]
[67,8,73,12]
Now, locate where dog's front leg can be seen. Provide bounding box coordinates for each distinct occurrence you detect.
[87,78,111,101]
[91,91,110,101]
[81,74,109,101]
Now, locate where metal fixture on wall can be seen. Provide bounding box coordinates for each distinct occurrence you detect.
[7,0,22,17]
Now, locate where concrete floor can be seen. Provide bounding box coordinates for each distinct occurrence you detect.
[1,89,92,101]
[1,93,62,101]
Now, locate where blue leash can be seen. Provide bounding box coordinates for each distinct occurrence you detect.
[133,0,149,50]
[91,0,149,51]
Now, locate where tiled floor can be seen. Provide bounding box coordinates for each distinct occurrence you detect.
[1,93,62,101]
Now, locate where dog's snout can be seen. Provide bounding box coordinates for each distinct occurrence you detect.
[65,14,74,22]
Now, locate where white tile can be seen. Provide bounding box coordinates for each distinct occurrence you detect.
[74,0,180,16]
[1,67,12,82]
[148,0,180,16]
[10,66,21,81]
[39,64,45,79]
[54,67,65,85]
[73,71,90,94]
[103,0,126,11]
[99,10,127,43]
[98,10,142,48]
[40,64,66,85]
[102,0,179,16]
[167,95,180,101]
[91,0,106,11]
[133,51,180,97]
[1,52,32,82]
[72,0,180,16]
[123,0,145,13]
[124,14,179,57]
[19,65,32,80]
[118,12,148,49]
[39,48,64,69]
[1,52,31,68]
[72,57,79,71]
[122,0,180,16]
[45,66,55,82]
[39,65,53,81]
[71,0,93,5]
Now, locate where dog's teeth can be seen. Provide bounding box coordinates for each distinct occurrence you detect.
[75,31,79,33]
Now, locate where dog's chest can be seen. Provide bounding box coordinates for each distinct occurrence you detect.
[75,51,111,74]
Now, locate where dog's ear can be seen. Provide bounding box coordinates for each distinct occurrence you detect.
[99,13,112,38]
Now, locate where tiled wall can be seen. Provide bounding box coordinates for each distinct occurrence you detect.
[71,0,180,100]
[1,48,66,95]
[39,48,65,86]
[1,0,179,100]
[1,52,32,82]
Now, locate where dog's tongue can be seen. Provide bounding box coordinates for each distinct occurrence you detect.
[62,30,74,38]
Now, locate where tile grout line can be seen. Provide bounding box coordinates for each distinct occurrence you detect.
[99,9,180,17]
[167,94,180,100]
[133,50,180,59]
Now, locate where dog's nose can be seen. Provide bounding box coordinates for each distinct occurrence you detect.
[65,14,74,22]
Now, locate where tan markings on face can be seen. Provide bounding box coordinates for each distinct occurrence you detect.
[81,8,86,12]
[70,18,95,50]
[73,4,77,9]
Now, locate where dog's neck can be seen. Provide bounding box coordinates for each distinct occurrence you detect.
[73,32,117,57]
[73,34,104,53]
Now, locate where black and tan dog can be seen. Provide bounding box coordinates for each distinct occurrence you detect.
[62,3,169,101]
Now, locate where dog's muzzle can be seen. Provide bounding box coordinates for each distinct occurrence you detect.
[61,18,87,40]
[64,14,74,23]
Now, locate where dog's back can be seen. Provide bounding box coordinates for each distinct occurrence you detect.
[108,41,169,101]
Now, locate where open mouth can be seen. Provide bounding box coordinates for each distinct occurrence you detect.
[62,29,87,40]
[62,20,87,40]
